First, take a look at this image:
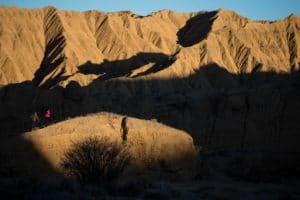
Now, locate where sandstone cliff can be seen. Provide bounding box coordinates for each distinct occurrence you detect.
[0,7,299,87]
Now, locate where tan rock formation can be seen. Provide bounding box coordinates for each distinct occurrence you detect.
[1,7,299,87]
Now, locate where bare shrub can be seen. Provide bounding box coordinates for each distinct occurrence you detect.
[61,137,130,184]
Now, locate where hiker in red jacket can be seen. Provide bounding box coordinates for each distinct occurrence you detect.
[44,108,51,120]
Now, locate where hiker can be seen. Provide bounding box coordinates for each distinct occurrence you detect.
[44,108,51,120]
[121,116,128,143]
[31,111,40,129]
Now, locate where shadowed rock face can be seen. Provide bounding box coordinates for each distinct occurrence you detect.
[1,63,300,154]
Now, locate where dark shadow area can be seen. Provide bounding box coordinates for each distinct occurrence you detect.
[177,11,218,47]
[1,62,300,197]
[0,134,61,178]
[0,134,63,198]
[78,52,176,80]
[1,62,300,151]
[33,35,67,89]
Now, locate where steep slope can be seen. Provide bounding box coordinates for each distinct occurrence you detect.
[0,7,299,87]
[33,7,105,88]
[204,10,300,74]
[166,9,300,78]
[0,7,45,84]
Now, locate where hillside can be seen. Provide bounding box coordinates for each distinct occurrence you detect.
[0,7,299,87]
[0,113,196,178]
[0,6,299,151]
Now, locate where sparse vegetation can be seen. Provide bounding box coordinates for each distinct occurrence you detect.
[60,137,130,185]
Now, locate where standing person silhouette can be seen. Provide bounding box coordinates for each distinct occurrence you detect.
[31,111,40,129]
[121,116,128,143]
